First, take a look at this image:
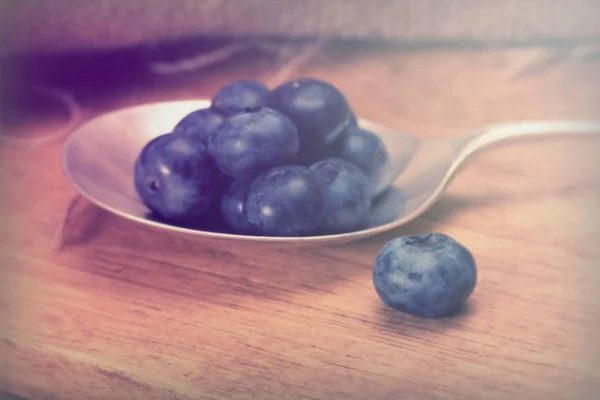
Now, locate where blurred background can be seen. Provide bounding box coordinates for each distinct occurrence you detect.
[1,0,600,146]
[3,0,600,54]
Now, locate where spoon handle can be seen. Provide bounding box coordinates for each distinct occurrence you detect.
[375,120,600,199]
[461,120,600,156]
[438,120,600,194]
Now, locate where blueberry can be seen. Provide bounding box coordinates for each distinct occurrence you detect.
[310,158,371,234]
[212,80,269,116]
[195,172,233,229]
[208,108,299,179]
[266,78,351,164]
[307,109,358,165]
[367,187,406,227]
[220,180,254,234]
[245,165,326,237]
[373,233,477,318]
[134,133,218,222]
[339,126,388,189]
[146,207,231,234]
[348,109,359,127]
[172,107,225,143]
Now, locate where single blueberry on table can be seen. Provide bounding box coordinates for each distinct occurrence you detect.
[310,158,371,234]
[245,165,326,237]
[172,107,225,143]
[339,126,388,190]
[208,108,299,180]
[134,133,218,222]
[220,180,254,234]
[373,233,477,318]
[211,80,270,116]
[265,78,351,165]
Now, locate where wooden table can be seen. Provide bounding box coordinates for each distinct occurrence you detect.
[1,42,600,400]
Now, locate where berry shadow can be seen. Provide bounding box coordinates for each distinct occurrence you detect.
[373,300,478,336]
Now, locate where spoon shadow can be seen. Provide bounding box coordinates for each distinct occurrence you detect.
[54,180,595,312]
[57,198,374,309]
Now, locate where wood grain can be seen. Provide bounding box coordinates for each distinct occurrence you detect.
[1,44,600,400]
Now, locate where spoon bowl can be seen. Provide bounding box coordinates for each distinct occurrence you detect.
[62,100,600,247]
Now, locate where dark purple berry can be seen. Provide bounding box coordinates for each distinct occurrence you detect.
[245,165,326,237]
[134,133,217,222]
[208,108,299,179]
[266,78,351,165]
[212,80,269,116]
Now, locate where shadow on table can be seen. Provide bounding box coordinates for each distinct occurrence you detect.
[55,197,379,309]
[373,300,478,336]
[54,181,591,318]
[0,391,28,400]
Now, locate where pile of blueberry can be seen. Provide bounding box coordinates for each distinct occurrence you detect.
[134,78,389,237]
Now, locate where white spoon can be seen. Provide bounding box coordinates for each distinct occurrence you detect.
[62,100,600,247]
